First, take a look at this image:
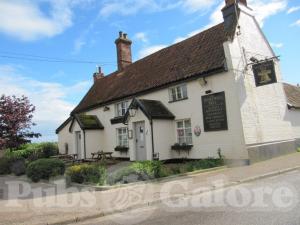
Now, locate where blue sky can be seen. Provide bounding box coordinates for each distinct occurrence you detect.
[0,0,299,142]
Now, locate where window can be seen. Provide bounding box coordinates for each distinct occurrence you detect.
[117,128,128,147]
[169,84,188,102]
[176,119,192,145]
[115,101,128,117]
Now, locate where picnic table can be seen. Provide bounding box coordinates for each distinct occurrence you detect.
[51,153,79,163]
[91,151,113,161]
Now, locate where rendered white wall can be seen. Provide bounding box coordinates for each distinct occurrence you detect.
[285,109,300,140]
[85,130,103,158]
[57,120,73,155]
[227,5,294,146]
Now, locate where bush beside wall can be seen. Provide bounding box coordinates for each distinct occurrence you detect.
[27,158,65,182]
[0,158,11,175]
[4,142,58,161]
[66,164,106,185]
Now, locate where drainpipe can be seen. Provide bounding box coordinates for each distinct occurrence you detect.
[150,119,155,160]
[83,130,87,159]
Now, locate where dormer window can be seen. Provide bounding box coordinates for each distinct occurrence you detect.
[115,101,128,117]
[169,84,188,102]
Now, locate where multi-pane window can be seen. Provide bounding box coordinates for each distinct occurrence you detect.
[176,119,192,145]
[116,101,128,117]
[117,128,128,147]
[169,84,188,102]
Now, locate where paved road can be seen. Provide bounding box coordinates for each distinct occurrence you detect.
[77,170,300,225]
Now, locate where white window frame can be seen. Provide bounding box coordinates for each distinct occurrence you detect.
[115,101,128,117]
[169,84,188,102]
[176,119,193,145]
[116,127,128,147]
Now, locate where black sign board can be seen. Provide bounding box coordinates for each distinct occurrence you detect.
[202,92,228,132]
[253,60,277,87]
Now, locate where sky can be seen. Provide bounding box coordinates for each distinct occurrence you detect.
[0,0,299,142]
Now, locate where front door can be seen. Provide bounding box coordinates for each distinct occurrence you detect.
[135,121,147,161]
[75,131,82,159]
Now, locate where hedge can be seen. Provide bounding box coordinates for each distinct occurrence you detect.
[26,158,65,182]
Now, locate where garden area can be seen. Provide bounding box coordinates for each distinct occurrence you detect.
[0,142,225,186]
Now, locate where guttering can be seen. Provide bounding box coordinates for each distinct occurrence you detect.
[150,119,155,160]
[83,130,87,159]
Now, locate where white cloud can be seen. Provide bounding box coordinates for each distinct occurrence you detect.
[100,0,160,17]
[138,44,167,58]
[249,0,287,27]
[287,6,300,14]
[99,0,214,17]
[174,1,223,43]
[0,0,91,41]
[270,42,283,48]
[72,38,87,54]
[134,32,149,43]
[0,64,91,141]
[182,0,216,13]
[291,19,300,27]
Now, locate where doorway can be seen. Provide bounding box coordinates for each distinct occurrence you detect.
[135,121,147,161]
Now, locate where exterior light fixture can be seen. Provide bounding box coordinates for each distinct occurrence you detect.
[198,77,207,87]
[129,108,137,117]
[250,57,259,63]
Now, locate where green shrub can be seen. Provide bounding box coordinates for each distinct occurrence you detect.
[297,147,300,153]
[27,158,65,182]
[39,142,58,158]
[185,158,224,172]
[0,157,11,175]
[130,161,163,179]
[10,158,26,176]
[4,142,58,161]
[66,164,106,185]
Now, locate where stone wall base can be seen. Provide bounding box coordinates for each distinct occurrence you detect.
[247,139,296,164]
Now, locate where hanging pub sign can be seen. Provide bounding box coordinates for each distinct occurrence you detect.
[202,92,228,132]
[252,60,277,87]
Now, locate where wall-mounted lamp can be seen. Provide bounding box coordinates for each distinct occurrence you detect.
[198,77,207,87]
[129,107,137,117]
[250,57,259,63]
[103,106,110,111]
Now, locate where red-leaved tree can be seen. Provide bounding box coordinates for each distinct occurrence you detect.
[0,95,41,150]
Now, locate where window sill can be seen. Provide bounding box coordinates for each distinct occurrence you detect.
[169,97,188,103]
[110,116,125,124]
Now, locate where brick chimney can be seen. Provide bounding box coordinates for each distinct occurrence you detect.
[93,66,104,82]
[222,0,247,35]
[225,0,247,7]
[115,31,132,71]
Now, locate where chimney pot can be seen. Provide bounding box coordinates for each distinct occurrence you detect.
[123,33,128,39]
[119,31,123,38]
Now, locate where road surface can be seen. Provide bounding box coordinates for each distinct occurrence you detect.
[77,170,300,225]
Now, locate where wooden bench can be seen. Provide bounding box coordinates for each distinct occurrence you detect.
[91,151,113,161]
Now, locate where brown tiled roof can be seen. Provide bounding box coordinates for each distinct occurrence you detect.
[72,23,228,114]
[284,83,300,109]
